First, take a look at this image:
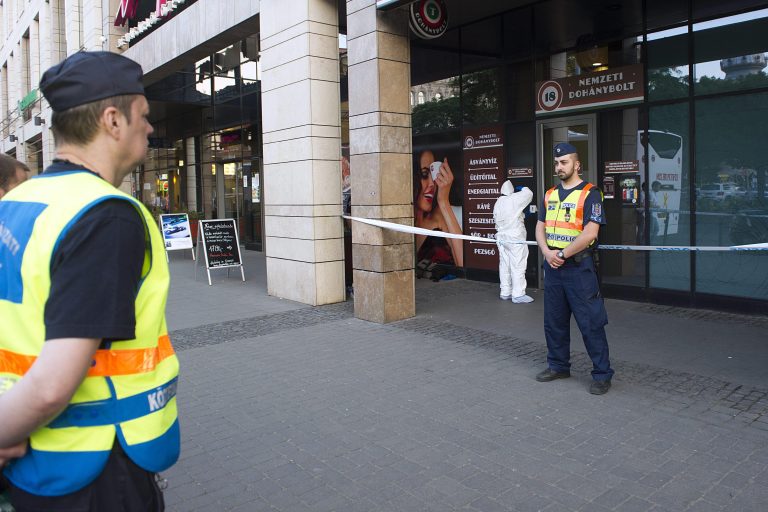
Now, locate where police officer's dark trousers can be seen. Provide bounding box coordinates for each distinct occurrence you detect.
[543,255,614,381]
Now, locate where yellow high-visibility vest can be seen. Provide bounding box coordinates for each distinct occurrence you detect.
[0,170,179,496]
[543,182,596,250]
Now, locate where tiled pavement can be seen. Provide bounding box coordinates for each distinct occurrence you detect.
[163,251,768,511]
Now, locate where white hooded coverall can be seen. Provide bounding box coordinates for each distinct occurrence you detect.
[493,181,533,299]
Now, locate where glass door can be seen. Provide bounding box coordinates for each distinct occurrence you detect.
[537,116,597,192]
[536,115,597,286]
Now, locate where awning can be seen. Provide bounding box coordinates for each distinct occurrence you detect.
[376,0,414,10]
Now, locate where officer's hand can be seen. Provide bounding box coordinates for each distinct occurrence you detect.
[547,249,565,269]
[0,440,27,468]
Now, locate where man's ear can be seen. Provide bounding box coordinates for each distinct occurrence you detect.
[101,106,123,139]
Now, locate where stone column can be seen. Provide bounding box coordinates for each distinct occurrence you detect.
[185,137,197,212]
[346,1,414,323]
[81,0,103,50]
[29,19,41,90]
[260,0,345,306]
[64,0,82,54]
[103,0,127,52]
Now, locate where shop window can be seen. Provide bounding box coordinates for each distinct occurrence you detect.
[694,0,768,21]
[461,68,501,126]
[693,9,768,96]
[534,0,643,55]
[647,0,688,31]
[410,27,460,87]
[461,16,502,74]
[460,16,503,127]
[412,79,460,134]
[536,35,641,84]
[695,92,768,300]
[647,26,689,101]
[504,61,533,122]
[503,7,532,61]
[599,108,646,288]
[648,102,691,292]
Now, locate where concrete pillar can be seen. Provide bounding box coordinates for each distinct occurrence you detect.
[185,137,197,212]
[8,45,18,112]
[64,0,82,54]
[29,19,41,90]
[260,0,345,306]
[38,1,53,73]
[49,0,67,63]
[346,1,414,323]
[82,0,103,51]
[0,68,6,134]
[103,0,128,52]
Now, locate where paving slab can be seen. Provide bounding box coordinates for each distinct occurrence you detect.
[162,250,768,511]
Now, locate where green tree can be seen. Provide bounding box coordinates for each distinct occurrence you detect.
[648,68,689,101]
[412,96,460,134]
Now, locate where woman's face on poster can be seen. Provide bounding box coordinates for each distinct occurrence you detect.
[416,151,437,213]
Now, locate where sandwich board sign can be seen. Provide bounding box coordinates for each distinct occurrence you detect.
[195,218,245,286]
[159,213,195,261]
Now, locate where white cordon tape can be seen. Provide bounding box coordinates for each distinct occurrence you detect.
[343,216,768,252]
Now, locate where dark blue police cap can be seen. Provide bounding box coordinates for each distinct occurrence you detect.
[553,142,578,157]
[40,51,144,112]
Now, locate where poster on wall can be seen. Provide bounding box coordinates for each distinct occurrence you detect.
[413,140,464,268]
[159,214,195,261]
[462,125,505,271]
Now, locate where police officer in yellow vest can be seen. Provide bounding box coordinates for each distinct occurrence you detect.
[534,143,614,395]
[0,52,179,510]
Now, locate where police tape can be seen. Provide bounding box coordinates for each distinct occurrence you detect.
[343,216,768,252]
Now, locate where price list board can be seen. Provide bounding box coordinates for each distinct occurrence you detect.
[462,125,505,271]
[196,219,245,285]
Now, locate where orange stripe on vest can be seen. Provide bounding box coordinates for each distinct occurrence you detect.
[0,335,174,377]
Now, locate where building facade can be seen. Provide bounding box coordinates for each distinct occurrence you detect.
[2,0,767,320]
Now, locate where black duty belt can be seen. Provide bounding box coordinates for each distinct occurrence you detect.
[548,247,593,263]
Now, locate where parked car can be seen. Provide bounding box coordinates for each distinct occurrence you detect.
[164,224,186,236]
[699,183,737,200]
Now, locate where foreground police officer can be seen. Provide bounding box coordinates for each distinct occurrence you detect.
[534,143,614,394]
[0,52,179,511]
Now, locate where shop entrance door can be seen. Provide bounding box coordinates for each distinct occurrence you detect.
[535,115,597,287]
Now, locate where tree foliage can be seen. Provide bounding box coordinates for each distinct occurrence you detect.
[412,69,501,135]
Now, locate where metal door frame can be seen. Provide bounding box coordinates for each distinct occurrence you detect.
[535,114,597,288]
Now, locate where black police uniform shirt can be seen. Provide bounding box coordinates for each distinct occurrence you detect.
[43,161,145,343]
[537,181,607,228]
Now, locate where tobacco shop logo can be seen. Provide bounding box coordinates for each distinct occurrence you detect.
[464,136,475,149]
[410,0,449,39]
[537,80,563,112]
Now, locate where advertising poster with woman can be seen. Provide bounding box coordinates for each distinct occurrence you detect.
[413,141,463,270]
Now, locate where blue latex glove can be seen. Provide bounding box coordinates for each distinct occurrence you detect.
[514,185,524,192]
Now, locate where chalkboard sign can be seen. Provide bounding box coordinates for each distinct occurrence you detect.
[196,219,245,285]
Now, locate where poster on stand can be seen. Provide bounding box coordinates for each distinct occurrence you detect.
[462,125,505,271]
[160,213,195,261]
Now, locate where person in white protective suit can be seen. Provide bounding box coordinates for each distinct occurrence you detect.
[493,180,534,302]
